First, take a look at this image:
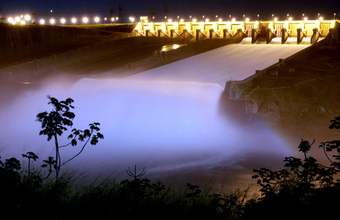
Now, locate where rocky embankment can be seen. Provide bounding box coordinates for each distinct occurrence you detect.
[232,39,340,135]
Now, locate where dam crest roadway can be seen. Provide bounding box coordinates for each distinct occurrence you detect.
[134,18,338,44]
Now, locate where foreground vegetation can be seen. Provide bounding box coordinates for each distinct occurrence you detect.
[2,135,340,218]
[2,96,340,219]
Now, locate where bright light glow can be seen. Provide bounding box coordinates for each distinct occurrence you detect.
[274,17,278,22]
[94,17,100,23]
[50,18,55,25]
[82,17,89,23]
[134,22,142,31]
[245,18,250,22]
[39,19,45,25]
[192,18,197,23]
[60,18,66,24]
[304,17,308,22]
[289,17,293,22]
[71,18,77,24]
[218,18,222,22]
[268,21,273,30]
[284,21,289,29]
[232,18,236,22]
[24,14,30,21]
[129,17,135,22]
[180,19,184,23]
[315,20,320,30]
[20,20,26,25]
[111,17,115,22]
[8,17,13,23]
[299,22,304,30]
[167,19,172,23]
[199,22,204,31]
[331,21,335,28]
[319,17,323,21]
[212,22,217,32]
[15,16,21,22]
[205,18,209,22]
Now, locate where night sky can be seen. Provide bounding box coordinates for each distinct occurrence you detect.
[1,0,340,21]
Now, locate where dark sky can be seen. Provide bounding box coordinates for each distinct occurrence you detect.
[1,0,340,21]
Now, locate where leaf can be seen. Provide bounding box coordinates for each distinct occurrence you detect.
[71,139,77,146]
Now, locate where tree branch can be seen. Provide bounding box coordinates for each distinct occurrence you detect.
[61,130,93,167]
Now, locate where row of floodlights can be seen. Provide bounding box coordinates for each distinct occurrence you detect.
[156,16,326,24]
[6,14,135,25]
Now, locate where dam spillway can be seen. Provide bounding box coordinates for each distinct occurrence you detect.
[0,43,310,188]
[128,44,309,86]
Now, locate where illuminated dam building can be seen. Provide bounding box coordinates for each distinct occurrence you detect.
[133,18,338,44]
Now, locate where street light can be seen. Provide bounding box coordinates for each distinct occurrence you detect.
[39,19,45,25]
[50,18,55,25]
[82,17,88,23]
[71,18,77,24]
[60,18,66,24]
[94,17,100,23]
[24,14,30,21]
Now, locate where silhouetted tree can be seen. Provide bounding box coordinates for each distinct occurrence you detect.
[22,151,38,177]
[36,96,104,181]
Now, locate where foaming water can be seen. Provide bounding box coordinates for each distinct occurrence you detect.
[0,44,306,187]
[0,77,292,184]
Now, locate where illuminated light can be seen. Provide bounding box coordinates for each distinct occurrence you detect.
[330,21,335,28]
[274,17,278,22]
[180,19,184,23]
[60,18,66,24]
[185,22,191,31]
[212,22,217,32]
[11,21,16,25]
[8,17,13,23]
[299,21,304,31]
[71,18,77,24]
[319,16,323,21]
[39,19,45,25]
[129,17,135,22]
[161,23,166,33]
[268,21,273,30]
[245,18,250,22]
[231,18,236,22]
[20,20,26,25]
[82,17,89,23]
[284,21,289,29]
[50,19,55,25]
[289,17,293,22]
[205,18,209,22]
[199,22,204,31]
[304,17,308,22]
[94,17,100,23]
[134,22,142,31]
[24,14,30,21]
[111,17,115,22]
[168,19,172,23]
[192,18,197,23]
[173,21,178,30]
[15,16,21,22]
[315,20,320,29]
[218,18,222,22]
[172,44,180,49]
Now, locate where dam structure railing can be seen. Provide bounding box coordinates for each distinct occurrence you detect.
[133,18,338,44]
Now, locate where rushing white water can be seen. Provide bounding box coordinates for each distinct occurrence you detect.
[0,44,308,188]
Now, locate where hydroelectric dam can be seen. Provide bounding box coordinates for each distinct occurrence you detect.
[0,20,339,188]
